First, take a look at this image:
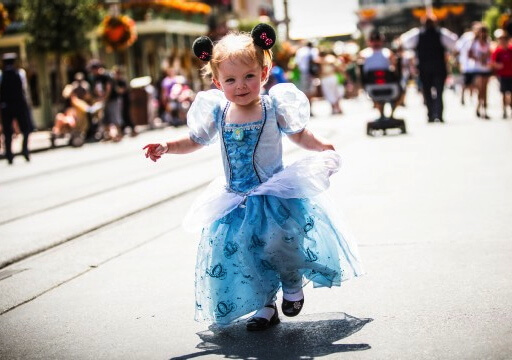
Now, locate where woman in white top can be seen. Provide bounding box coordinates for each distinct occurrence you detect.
[469,25,492,119]
[319,52,344,114]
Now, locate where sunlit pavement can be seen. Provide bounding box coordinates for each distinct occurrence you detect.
[0,82,511,359]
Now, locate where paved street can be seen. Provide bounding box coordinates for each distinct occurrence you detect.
[1,82,511,360]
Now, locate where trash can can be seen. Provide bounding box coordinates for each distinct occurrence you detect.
[129,76,155,126]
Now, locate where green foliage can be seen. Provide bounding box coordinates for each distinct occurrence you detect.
[483,7,502,36]
[494,0,512,8]
[21,0,102,54]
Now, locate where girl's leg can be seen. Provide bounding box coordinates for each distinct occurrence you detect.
[474,76,483,117]
[502,92,507,119]
[481,76,489,119]
[281,272,305,317]
[507,91,512,118]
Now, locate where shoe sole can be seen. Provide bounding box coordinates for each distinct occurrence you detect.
[246,317,280,331]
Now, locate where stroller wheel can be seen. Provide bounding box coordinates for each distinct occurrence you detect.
[69,132,85,147]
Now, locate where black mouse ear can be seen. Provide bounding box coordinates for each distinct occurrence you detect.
[192,36,213,61]
[251,23,276,50]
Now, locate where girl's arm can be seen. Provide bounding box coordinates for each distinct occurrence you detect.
[143,135,203,162]
[288,128,335,152]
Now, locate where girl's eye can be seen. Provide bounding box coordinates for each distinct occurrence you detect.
[246,74,255,79]
[225,78,234,83]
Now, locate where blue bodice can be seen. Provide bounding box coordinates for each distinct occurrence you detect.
[223,121,263,193]
[221,104,266,193]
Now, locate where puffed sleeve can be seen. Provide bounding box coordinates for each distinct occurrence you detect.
[187,89,225,145]
[269,83,310,134]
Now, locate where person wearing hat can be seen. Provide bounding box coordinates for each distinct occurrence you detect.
[491,28,512,119]
[0,52,35,164]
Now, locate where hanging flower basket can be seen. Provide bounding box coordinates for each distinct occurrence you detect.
[99,15,137,52]
[0,3,10,36]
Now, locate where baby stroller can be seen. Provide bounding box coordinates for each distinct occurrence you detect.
[362,69,406,136]
[50,75,104,147]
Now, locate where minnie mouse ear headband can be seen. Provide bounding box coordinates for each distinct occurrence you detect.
[251,23,276,50]
[192,23,276,62]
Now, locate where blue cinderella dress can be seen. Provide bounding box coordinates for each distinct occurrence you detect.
[184,83,364,325]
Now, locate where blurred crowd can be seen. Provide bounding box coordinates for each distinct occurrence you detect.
[2,16,512,164]
[282,17,511,123]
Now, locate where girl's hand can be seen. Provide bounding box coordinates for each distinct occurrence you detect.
[143,143,168,162]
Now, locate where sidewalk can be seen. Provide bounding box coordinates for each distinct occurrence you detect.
[1,123,162,161]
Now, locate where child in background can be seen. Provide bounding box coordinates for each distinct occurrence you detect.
[143,24,363,331]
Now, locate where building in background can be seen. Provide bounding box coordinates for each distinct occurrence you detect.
[0,0,278,128]
[357,0,492,39]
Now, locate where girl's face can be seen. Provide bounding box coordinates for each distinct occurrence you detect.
[213,58,268,107]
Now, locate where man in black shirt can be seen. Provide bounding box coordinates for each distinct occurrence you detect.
[401,16,458,123]
[0,53,35,164]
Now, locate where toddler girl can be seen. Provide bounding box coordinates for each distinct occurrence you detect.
[143,24,363,331]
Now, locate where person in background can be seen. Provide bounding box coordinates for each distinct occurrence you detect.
[102,65,125,141]
[455,22,480,106]
[262,60,288,94]
[359,29,399,119]
[400,15,458,123]
[319,51,344,114]
[87,60,112,140]
[491,28,512,119]
[0,52,35,165]
[112,66,137,137]
[294,41,319,114]
[51,72,92,143]
[469,25,492,119]
[159,66,177,124]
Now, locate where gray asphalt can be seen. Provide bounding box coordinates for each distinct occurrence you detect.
[0,82,511,360]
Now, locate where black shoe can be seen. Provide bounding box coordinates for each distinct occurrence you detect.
[281,297,304,317]
[23,151,30,162]
[246,304,280,331]
[6,156,13,165]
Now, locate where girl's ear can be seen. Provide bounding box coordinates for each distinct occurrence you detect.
[212,77,222,90]
[261,66,269,82]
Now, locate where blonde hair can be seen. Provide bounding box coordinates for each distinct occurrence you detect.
[203,32,273,82]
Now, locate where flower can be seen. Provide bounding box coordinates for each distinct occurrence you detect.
[99,15,137,52]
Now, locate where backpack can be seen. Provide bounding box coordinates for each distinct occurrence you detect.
[309,54,320,77]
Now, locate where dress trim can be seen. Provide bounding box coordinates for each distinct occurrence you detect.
[253,101,267,183]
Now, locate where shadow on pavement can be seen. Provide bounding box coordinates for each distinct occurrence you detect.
[170,312,372,360]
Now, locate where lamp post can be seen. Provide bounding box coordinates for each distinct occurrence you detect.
[283,0,290,41]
